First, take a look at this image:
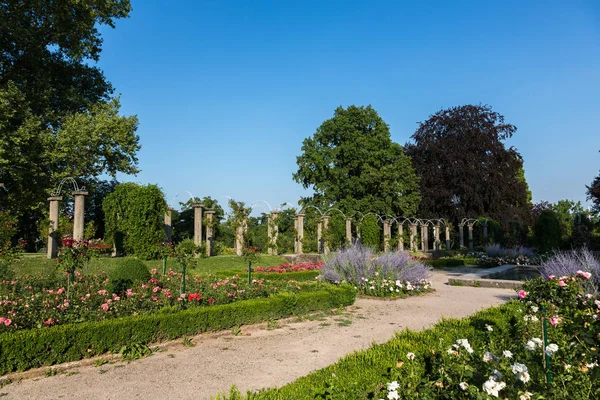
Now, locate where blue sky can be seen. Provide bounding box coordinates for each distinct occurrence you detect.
[98,0,600,213]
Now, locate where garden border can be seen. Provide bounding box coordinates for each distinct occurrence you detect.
[0,286,355,375]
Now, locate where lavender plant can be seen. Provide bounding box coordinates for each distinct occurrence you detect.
[321,242,432,297]
[539,249,600,292]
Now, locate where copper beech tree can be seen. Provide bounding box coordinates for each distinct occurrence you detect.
[405,104,532,230]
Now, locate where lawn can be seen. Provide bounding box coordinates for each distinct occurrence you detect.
[14,253,289,277]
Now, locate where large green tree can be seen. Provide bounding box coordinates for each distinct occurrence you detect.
[0,1,139,240]
[405,104,531,228]
[293,105,420,217]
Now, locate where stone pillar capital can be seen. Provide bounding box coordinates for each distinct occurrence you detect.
[72,191,88,196]
[192,203,205,209]
[48,196,63,202]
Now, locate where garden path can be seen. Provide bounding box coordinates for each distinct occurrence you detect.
[0,270,515,399]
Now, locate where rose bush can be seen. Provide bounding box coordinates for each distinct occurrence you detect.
[0,269,329,331]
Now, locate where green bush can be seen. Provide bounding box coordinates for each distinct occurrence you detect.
[423,259,465,268]
[108,258,151,295]
[103,183,168,260]
[359,214,380,249]
[0,286,355,374]
[534,210,562,252]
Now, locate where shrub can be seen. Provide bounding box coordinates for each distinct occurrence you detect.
[485,244,534,258]
[359,215,380,249]
[0,286,355,374]
[534,210,562,252]
[321,243,432,297]
[538,249,600,292]
[108,259,151,295]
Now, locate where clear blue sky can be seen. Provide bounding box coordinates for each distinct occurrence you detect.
[98,0,600,213]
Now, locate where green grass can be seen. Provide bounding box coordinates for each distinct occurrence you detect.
[13,254,288,278]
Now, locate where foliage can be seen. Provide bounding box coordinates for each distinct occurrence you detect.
[321,243,432,297]
[56,237,109,288]
[173,197,225,243]
[0,1,138,228]
[103,183,168,259]
[0,211,26,276]
[405,104,531,229]
[358,214,380,249]
[534,210,562,253]
[538,249,600,292]
[587,151,600,213]
[294,105,420,217]
[0,285,355,374]
[120,342,152,361]
[108,259,151,296]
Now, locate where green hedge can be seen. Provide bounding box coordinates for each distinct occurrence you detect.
[0,286,355,375]
[217,302,522,399]
[212,270,320,282]
[424,259,464,268]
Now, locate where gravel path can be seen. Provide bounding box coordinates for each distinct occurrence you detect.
[0,270,515,399]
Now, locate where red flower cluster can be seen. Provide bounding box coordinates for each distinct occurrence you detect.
[187,292,202,301]
[254,262,324,274]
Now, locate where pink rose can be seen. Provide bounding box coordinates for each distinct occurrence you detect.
[550,316,563,326]
[518,290,528,299]
[101,303,109,312]
[558,280,566,287]
[548,275,555,280]
[577,270,592,280]
[153,286,160,293]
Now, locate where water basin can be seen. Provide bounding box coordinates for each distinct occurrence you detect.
[484,266,540,281]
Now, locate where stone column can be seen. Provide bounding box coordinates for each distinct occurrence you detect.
[322,215,330,254]
[47,196,62,258]
[192,204,204,247]
[296,214,304,254]
[410,224,418,251]
[294,215,298,253]
[420,224,427,251]
[445,225,451,250]
[468,223,474,251]
[345,218,352,245]
[164,208,173,242]
[235,223,244,256]
[434,223,441,250]
[205,211,215,257]
[383,220,391,252]
[397,223,404,251]
[268,211,280,255]
[317,221,323,254]
[72,191,88,241]
[459,224,465,248]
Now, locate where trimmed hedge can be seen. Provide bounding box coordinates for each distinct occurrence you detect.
[424,259,464,268]
[0,286,355,375]
[217,302,522,399]
[212,270,320,282]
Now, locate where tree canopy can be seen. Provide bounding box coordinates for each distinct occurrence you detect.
[293,105,420,217]
[405,104,531,227]
[0,1,138,227]
[587,152,600,213]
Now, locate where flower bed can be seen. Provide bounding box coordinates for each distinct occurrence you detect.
[321,243,432,298]
[0,285,356,375]
[0,269,330,332]
[217,253,600,399]
[253,262,324,274]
